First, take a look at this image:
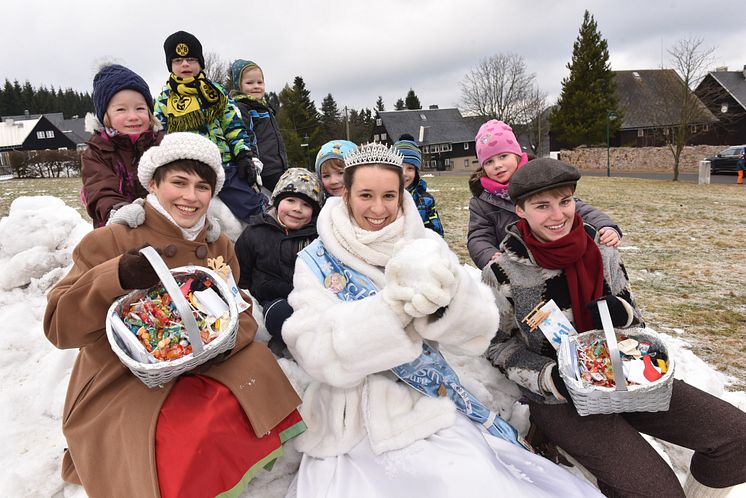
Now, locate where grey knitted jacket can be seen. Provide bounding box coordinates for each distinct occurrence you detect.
[482,221,643,404]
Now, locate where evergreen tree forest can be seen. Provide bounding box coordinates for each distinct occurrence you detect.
[0,79,93,119]
[548,10,622,148]
[276,77,376,170]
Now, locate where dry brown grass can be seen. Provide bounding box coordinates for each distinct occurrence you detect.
[2,174,745,388]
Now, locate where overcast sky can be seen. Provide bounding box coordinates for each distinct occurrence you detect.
[2,0,744,113]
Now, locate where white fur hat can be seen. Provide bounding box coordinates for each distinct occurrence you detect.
[138,132,225,196]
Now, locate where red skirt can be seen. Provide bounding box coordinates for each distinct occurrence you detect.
[156,375,304,498]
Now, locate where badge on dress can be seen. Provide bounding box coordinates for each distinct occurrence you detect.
[324,272,347,293]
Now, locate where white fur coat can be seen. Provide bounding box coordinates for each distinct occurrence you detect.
[283,194,499,458]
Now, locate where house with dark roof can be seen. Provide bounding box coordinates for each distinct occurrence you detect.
[0,113,86,175]
[372,107,479,172]
[1,112,88,149]
[694,67,746,145]
[0,115,76,152]
[612,69,718,147]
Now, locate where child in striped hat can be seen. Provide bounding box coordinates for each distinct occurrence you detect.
[394,134,444,236]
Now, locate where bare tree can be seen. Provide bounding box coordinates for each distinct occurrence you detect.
[515,86,549,156]
[203,52,231,89]
[459,53,546,126]
[659,37,716,180]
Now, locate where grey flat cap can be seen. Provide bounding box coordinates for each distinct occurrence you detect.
[508,158,581,202]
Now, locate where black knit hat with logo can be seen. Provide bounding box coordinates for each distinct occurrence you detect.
[163,31,205,71]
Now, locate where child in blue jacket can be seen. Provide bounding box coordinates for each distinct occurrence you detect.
[394,134,444,236]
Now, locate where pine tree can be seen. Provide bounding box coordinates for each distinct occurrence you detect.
[548,10,622,148]
[320,93,342,141]
[0,80,15,116]
[345,107,375,144]
[404,89,421,110]
[266,91,280,112]
[20,81,34,114]
[277,77,322,170]
[394,98,405,111]
[375,96,385,112]
[11,80,24,115]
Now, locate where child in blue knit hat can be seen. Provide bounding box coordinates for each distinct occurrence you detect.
[81,64,164,228]
[230,59,289,191]
[314,139,357,201]
[394,134,444,236]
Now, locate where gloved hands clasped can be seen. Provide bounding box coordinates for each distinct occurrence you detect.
[383,239,459,319]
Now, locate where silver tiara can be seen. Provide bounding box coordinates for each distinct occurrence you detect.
[343,142,403,169]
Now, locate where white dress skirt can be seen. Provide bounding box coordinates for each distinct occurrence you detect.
[287,415,602,498]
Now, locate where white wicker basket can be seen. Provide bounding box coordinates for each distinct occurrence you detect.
[105,246,239,388]
[558,302,675,416]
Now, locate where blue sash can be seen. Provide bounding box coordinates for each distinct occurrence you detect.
[299,239,530,450]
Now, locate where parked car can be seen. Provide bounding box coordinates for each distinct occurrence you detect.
[706,145,746,174]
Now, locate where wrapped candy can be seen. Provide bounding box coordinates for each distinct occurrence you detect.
[120,274,229,362]
[575,336,668,388]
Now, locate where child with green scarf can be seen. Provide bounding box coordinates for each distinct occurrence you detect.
[230,59,289,191]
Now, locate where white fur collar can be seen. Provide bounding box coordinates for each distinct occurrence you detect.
[316,192,426,288]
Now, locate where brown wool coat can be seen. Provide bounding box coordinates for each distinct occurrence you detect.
[43,204,302,498]
[81,130,164,228]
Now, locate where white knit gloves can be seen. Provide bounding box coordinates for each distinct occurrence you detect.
[382,239,459,320]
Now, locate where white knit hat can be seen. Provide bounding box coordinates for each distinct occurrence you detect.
[138,132,225,196]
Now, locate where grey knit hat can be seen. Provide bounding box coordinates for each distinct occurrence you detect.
[507,158,580,203]
[271,168,323,214]
[138,132,225,195]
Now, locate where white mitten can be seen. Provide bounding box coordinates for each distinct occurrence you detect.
[107,199,145,228]
[380,281,415,326]
[385,238,459,318]
[252,157,264,175]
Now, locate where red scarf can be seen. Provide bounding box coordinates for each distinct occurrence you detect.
[517,214,604,332]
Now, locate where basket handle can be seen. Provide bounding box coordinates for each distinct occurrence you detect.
[139,246,204,355]
[597,300,627,392]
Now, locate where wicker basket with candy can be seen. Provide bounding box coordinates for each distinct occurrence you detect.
[558,301,675,416]
[105,246,239,388]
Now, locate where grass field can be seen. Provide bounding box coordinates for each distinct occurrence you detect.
[2,174,746,388]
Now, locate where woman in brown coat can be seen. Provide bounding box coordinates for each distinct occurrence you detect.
[44,132,303,498]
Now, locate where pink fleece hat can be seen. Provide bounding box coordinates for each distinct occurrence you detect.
[475,120,523,166]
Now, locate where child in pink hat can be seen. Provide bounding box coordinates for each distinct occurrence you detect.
[467,120,622,269]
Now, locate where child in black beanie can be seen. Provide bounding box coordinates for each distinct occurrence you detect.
[154,30,266,233]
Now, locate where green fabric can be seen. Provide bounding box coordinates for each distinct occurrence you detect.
[279,420,307,443]
[214,420,306,497]
[216,446,284,498]
[231,92,267,108]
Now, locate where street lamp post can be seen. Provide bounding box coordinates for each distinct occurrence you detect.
[300,134,310,171]
[606,111,618,177]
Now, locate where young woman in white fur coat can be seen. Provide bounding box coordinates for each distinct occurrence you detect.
[281,143,602,498]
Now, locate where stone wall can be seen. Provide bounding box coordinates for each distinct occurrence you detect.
[558,145,726,172]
